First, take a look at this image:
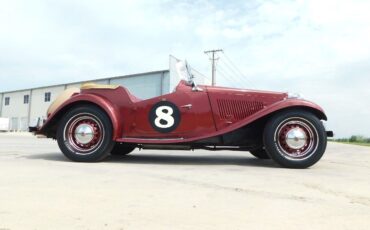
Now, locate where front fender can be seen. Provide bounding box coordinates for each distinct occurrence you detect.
[209,98,327,137]
[256,98,327,120]
[218,98,327,137]
[38,94,122,139]
[213,98,327,136]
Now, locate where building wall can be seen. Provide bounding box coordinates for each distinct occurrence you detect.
[0,70,170,131]
[29,85,66,125]
[110,72,168,99]
[65,83,81,89]
[0,93,3,116]
[1,90,31,131]
[66,79,109,89]
[162,71,170,94]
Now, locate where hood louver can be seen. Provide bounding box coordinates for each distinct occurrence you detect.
[217,99,264,120]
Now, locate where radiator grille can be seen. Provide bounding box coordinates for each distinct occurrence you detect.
[217,99,264,120]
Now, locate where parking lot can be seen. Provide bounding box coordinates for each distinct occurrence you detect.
[0,133,369,230]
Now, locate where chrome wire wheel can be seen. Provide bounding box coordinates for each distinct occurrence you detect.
[57,105,114,162]
[274,117,319,161]
[263,110,327,168]
[63,113,105,155]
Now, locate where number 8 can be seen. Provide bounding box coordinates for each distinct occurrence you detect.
[154,106,175,128]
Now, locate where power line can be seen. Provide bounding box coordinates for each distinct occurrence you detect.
[216,68,238,88]
[217,65,244,87]
[218,58,255,88]
[218,59,245,84]
[220,57,255,88]
[203,49,256,88]
[204,49,223,86]
[221,52,256,88]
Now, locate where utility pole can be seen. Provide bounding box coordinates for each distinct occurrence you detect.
[204,49,223,86]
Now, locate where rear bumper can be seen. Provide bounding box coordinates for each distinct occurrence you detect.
[28,126,39,132]
[28,117,44,134]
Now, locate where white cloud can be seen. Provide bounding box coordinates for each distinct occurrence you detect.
[0,0,369,137]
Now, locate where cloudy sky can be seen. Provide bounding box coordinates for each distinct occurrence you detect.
[0,0,369,137]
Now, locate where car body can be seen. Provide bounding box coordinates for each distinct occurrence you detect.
[30,59,333,168]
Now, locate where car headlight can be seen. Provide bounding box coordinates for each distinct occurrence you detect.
[287,92,304,99]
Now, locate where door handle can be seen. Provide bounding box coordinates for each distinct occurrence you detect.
[180,104,192,109]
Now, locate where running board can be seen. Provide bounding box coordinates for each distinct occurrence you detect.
[117,137,185,144]
[141,144,191,150]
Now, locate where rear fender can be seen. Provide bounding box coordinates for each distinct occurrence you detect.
[39,94,121,139]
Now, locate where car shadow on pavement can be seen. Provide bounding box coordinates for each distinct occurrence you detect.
[105,153,278,168]
[24,152,70,162]
[25,152,278,168]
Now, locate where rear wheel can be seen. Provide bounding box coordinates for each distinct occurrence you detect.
[111,143,136,155]
[56,105,114,162]
[263,110,327,168]
[249,148,270,159]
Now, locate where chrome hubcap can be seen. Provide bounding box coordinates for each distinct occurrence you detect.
[275,118,319,160]
[74,123,95,144]
[285,127,307,149]
[63,114,104,155]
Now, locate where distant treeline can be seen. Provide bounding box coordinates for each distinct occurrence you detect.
[333,135,370,143]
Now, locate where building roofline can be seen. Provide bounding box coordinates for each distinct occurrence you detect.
[0,69,169,94]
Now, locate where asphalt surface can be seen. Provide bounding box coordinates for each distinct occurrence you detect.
[0,133,369,230]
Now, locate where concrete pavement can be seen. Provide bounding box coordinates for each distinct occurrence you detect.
[0,133,369,230]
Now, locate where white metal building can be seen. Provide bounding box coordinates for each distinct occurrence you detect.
[0,55,210,132]
[0,57,210,132]
[0,70,171,131]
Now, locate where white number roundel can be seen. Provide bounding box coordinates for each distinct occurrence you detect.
[154,106,175,128]
[149,101,181,133]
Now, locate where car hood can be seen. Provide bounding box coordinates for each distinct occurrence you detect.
[205,85,288,103]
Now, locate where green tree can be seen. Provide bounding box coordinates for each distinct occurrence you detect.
[349,135,357,142]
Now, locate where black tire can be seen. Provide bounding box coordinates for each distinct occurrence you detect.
[111,143,136,155]
[249,148,270,159]
[56,105,115,162]
[263,109,327,168]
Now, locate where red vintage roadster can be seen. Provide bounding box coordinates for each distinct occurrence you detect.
[30,60,333,168]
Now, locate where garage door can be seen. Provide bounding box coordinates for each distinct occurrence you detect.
[20,117,29,131]
[10,117,18,131]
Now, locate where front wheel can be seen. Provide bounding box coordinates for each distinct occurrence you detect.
[263,110,327,168]
[56,105,115,162]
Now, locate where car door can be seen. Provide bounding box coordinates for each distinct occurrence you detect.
[126,81,216,139]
